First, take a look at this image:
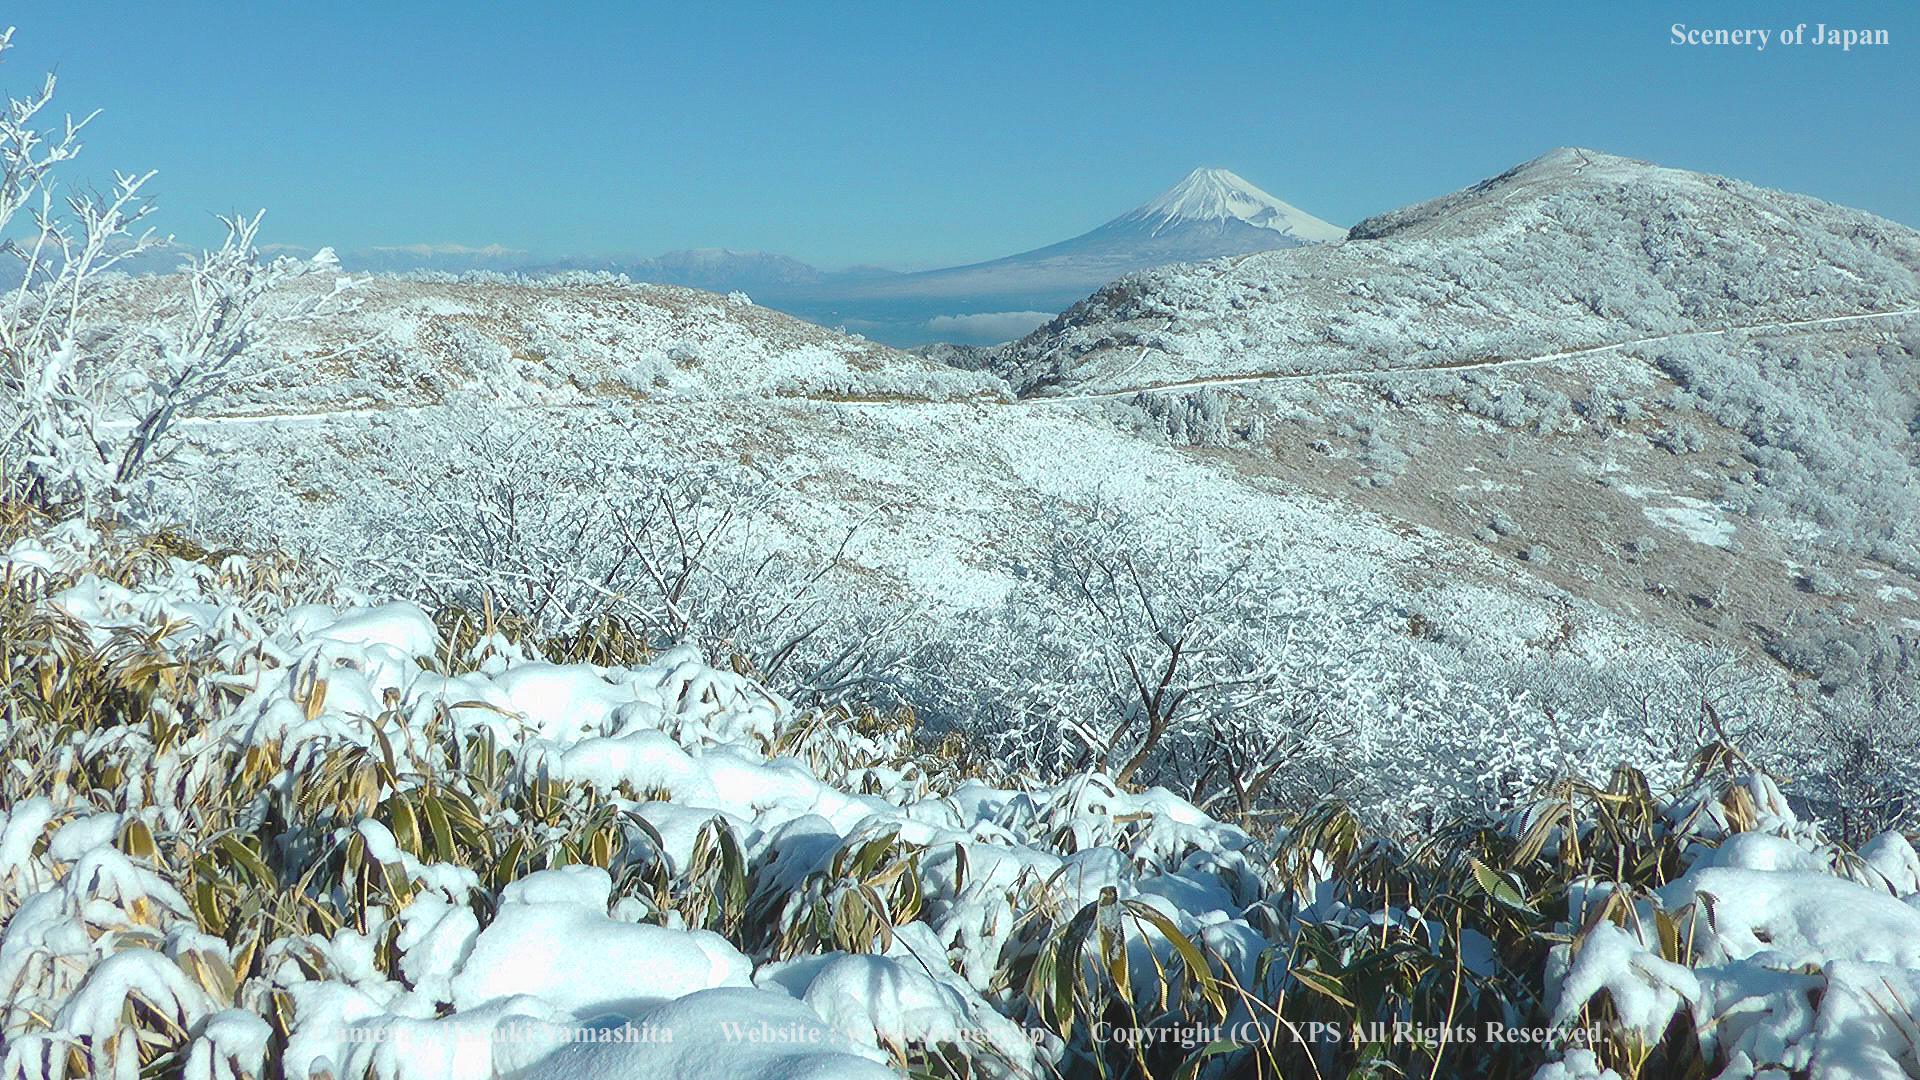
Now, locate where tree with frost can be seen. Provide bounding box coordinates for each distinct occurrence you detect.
[0,27,347,514]
[944,502,1373,815]
[387,411,916,704]
[0,26,156,510]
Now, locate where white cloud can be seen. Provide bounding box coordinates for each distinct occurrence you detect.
[924,310,1054,344]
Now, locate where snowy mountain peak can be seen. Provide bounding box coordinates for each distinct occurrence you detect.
[1117,167,1346,243]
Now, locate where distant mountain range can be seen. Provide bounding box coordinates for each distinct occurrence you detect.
[521,249,905,293]
[223,168,1343,347]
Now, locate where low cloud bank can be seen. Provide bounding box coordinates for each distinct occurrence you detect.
[924,310,1053,343]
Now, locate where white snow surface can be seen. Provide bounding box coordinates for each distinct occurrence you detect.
[1640,495,1737,548]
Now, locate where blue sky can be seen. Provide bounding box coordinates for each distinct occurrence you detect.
[5,1,1915,269]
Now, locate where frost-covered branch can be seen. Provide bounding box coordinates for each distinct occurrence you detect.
[0,27,164,510]
[0,28,348,514]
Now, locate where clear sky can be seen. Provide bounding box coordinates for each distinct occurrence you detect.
[5,1,1915,270]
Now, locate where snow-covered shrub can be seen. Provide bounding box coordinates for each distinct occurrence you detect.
[0,29,350,516]
[1652,328,1920,572]
[8,508,1920,1080]
[361,410,916,706]
[1796,566,1846,598]
[1361,429,1409,475]
[931,501,1379,817]
[1120,388,1230,446]
[1536,770,1920,1080]
[1459,373,1580,435]
[1762,613,1920,839]
[440,324,512,382]
[0,26,160,511]
[0,515,946,1079]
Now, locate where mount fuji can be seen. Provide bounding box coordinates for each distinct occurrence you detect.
[762,168,1343,344]
[942,166,1343,274]
[1047,166,1347,255]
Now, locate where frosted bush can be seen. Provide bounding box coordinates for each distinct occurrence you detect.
[442,325,512,377]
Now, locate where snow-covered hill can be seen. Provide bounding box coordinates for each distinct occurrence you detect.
[10,140,1920,1080]
[998,148,1920,396]
[85,274,1003,414]
[21,131,1917,884]
[57,151,1914,831]
[63,259,1859,833]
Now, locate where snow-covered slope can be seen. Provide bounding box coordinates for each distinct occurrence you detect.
[5,520,1920,1080]
[970,147,1920,763]
[86,274,1005,414]
[66,253,1877,834]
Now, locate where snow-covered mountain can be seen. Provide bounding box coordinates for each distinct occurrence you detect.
[998,148,1920,395]
[975,147,1920,738]
[1064,165,1346,251]
[955,165,1344,272]
[767,167,1345,344]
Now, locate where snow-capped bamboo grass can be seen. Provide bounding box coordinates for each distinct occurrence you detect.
[6,507,1920,1080]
